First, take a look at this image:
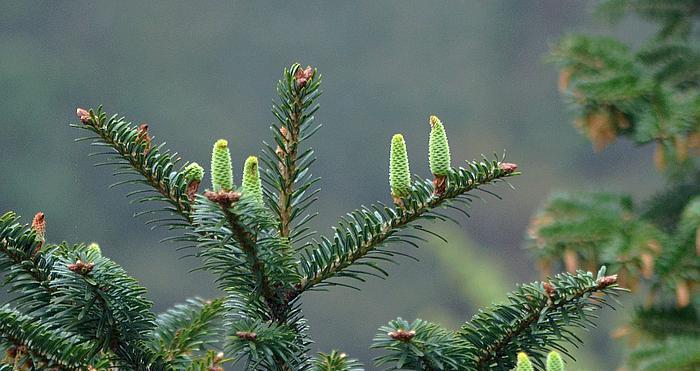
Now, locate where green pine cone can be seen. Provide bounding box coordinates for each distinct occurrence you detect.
[515,352,534,371]
[428,115,451,176]
[183,162,205,183]
[211,139,233,192]
[389,134,411,198]
[242,156,263,205]
[546,351,564,371]
[87,242,102,256]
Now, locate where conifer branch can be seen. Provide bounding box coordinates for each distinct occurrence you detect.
[263,64,322,242]
[294,160,518,298]
[148,298,226,368]
[0,212,55,313]
[74,107,195,224]
[464,270,623,370]
[0,306,95,370]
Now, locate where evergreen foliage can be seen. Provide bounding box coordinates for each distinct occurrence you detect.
[537,0,700,369]
[0,63,622,370]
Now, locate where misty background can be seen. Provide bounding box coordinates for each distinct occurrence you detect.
[1,1,659,369]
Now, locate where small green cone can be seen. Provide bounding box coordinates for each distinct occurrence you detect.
[515,352,534,371]
[428,115,451,176]
[211,139,233,192]
[546,351,564,371]
[183,162,205,183]
[242,156,263,205]
[389,134,411,199]
[87,242,102,256]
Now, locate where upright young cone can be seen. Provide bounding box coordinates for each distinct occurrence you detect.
[211,139,233,192]
[242,156,263,205]
[87,242,102,256]
[389,134,411,199]
[515,352,534,371]
[183,162,205,183]
[428,115,451,176]
[546,351,564,371]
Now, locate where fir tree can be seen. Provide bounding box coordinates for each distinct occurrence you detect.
[535,0,700,369]
[0,64,623,370]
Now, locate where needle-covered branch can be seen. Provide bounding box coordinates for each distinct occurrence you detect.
[0,306,96,370]
[262,63,322,242]
[0,212,55,314]
[372,269,623,370]
[50,245,159,369]
[148,298,226,369]
[294,159,518,297]
[74,107,200,225]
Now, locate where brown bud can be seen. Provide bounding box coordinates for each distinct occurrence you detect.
[563,249,579,273]
[583,111,616,152]
[640,252,654,279]
[186,180,200,202]
[676,280,690,308]
[235,331,257,341]
[388,328,416,342]
[294,65,314,87]
[596,274,618,287]
[32,212,46,240]
[499,162,518,174]
[432,175,447,196]
[204,190,241,207]
[214,352,225,363]
[76,108,91,124]
[543,282,556,297]
[558,68,573,92]
[136,123,152,154]
[32,212,46,256]
[67,260,95,275]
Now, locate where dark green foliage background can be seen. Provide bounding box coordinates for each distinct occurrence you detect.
[0,1,657,368]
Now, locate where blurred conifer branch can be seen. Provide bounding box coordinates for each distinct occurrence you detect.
[537,1,700,369]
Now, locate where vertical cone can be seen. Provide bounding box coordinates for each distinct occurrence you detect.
[183,162,205,200]
[242,156,263,205]
[389,134,411,201]
[87,242,102,256]
[428,115,451,176]
[546,351,565,371]
[515,352,534,371]
[211,139,233,192]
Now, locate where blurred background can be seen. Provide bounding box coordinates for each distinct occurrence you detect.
[0,1,661,369]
